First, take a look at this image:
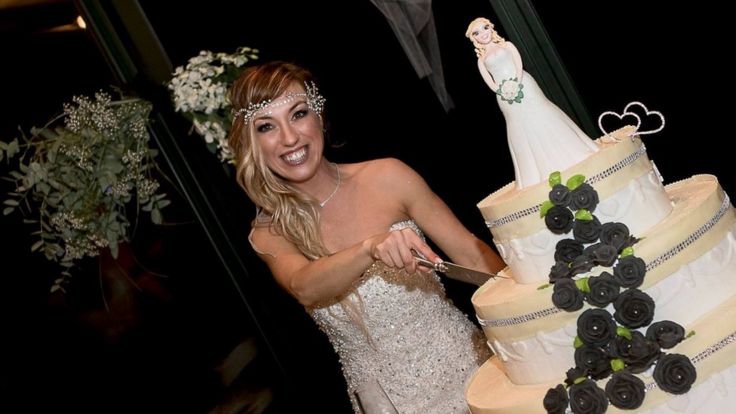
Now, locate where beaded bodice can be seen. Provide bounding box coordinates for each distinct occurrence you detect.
[308,221,489,413]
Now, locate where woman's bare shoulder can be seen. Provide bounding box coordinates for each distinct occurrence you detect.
[338,158,412,181]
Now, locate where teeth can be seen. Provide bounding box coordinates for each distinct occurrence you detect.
[283,147,307,165]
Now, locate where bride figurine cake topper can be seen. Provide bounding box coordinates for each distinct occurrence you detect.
[466,17,599,190]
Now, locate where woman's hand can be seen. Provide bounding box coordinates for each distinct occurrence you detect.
[366,228,441,274]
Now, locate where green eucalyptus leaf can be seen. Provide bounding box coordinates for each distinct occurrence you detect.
[6,139,19,158]
[3,199,19,206]
[151,208,162,225]
[3,207,14,215]
[31,240,44,252]
[611,358,625,372]
[37,182,51,195]
[620,247,634,257]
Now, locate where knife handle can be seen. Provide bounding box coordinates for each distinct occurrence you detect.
[412,252,444,272]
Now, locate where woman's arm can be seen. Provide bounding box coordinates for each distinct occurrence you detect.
[251,216,438,307]
[477,58,498,92]
[385,159,506,279]
[506,42,524,81]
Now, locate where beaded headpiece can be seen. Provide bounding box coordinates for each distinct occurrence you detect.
[234,81,326,125]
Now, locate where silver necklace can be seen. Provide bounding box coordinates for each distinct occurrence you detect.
[319,163,341,208]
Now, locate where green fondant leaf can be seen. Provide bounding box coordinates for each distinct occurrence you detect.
[549,171,562,188]
[566,174,586,190]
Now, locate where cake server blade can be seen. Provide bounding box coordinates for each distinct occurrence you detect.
[413,253,508,285]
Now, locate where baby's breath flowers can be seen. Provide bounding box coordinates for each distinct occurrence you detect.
[0,92,168,292]
[167,47,259,162]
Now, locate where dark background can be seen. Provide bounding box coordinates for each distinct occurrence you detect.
[0,1,731,412]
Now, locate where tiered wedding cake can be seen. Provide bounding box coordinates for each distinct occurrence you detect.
[464,119,736,413]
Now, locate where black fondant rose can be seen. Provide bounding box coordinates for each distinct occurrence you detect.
[565,366,588,387]
[574,345,611,380]
[543,384,569,414]
[613,289,655,328]
[608,331,661,373]
[570,183,600,212]
[552,278,584,311]
[555,239,584,264]
[549,260,572,282]
[573,216,602,244]
[578,309,617,347]
[605,371,646,409]
[549,184,572,207]
[568,379,608,414]
[599,222,630,252]
[613,256,647,288]
[653,353,697,394]
[586,272,620,308]
[545,205,574,234]
[570,255,595,276]
[583,243,618,267]
[646,321,686,349]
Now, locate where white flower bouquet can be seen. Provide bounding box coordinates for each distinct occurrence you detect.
[497,77,524,104]
[167,47,259,162]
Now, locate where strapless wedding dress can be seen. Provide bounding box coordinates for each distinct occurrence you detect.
[483,47,598,188]
[308,221,489,413]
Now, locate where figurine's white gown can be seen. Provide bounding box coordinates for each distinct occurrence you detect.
[308,221,489,413]
[483,47,599,189]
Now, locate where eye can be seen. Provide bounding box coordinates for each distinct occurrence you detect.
[293,109,308,120]
[484,24,490,30]
[472,31,478,36]
[256,122,274,133]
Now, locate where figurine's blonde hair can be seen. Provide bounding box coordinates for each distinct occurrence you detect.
[465,17,506,58]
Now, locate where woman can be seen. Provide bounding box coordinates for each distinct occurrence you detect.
[466,17,599,189]
[227,61,504,413]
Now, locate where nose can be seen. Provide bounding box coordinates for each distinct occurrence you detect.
[280,122,299,147]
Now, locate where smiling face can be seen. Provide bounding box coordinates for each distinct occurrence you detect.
[471,22,494,45]
[251,82,324,184]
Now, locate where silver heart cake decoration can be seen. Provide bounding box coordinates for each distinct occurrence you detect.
[623,101,665,135]
[598,110,641,141]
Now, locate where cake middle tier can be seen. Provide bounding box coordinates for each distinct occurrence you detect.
[472,175,736,385]
[478,127,672,285]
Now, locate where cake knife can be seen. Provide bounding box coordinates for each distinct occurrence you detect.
[412,253,508,285]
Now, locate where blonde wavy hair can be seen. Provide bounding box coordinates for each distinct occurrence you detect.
[465,17,506,58]
[228,61,328,260]
[228,62,374,343]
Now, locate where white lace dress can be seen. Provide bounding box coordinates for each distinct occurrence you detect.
[483,47,599,188]
[308,221,489,413]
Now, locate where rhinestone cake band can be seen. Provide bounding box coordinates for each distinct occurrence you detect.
[485,144,649,229]
[478,194,731,328]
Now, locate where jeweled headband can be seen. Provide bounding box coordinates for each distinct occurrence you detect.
[234,81,326,125]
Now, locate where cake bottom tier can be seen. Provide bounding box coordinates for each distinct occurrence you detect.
[466,296,736,413]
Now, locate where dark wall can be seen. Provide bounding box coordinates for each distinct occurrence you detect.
[1,1,732,412]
